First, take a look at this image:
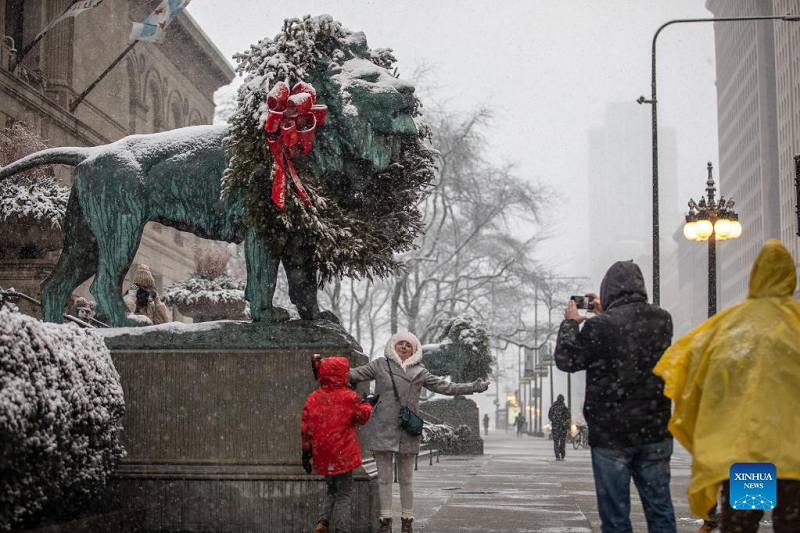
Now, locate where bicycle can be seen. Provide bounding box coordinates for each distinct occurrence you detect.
[572,424,589,449]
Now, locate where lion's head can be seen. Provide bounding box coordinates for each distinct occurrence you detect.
[222,15,435,281]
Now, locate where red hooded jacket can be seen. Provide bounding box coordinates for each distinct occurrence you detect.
[301,357,373,476]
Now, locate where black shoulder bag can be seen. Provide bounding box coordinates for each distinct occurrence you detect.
[386,359,424,437]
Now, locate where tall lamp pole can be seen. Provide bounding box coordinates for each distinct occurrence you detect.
[637,13,800,306]
[682,163,742,317]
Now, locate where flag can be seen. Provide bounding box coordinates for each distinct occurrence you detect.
[129,0,191,43]
[35,0,104,41]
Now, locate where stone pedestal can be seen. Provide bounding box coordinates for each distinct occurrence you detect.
[100,320,378,532]
[420,396,484,455]
[0,256,58,318]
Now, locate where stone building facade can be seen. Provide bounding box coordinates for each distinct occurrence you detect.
[0,0,234,320]
[705,0,800,306]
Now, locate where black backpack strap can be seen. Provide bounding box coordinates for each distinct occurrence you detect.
[385,358,401,403]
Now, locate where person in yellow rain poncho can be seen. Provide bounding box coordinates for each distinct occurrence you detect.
[654,239,800,532]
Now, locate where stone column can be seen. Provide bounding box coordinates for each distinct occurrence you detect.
[43,0,76,109]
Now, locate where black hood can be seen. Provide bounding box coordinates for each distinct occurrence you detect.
[599,261,648,311]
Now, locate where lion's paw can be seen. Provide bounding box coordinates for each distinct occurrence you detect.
[260,306,291,323]
[314,310,341,324]
[125,313,154,327]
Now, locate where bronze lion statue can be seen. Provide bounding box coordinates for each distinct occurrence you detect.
[0,15,434,326]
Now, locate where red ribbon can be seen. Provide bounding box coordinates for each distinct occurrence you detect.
[264,81,328,210]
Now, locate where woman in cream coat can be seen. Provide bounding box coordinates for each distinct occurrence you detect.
[349,331,489,533]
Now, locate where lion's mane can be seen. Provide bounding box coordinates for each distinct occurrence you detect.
[222,15,435,281]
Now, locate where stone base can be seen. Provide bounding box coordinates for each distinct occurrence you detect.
[23,509,144,533]
[419,396,484,455]
[111,464,376,532]
[100,320,377,532]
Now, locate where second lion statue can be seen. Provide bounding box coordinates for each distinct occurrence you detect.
[0,16,431,326]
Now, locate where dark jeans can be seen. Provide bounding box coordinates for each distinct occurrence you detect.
[590,439,676,533]
[553,429,567,459]
[319,471,353,532]
[720,479,800,532]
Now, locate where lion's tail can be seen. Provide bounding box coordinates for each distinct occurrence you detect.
[0,147,93,181]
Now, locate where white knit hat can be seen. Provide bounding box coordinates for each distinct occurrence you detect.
[390,331,421,354]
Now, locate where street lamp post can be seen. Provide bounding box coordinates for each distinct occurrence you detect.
[682,162,742,317]
[638,13,799,306]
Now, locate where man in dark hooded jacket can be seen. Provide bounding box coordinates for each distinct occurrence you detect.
[548,394,571,461]
[554,260,675,533]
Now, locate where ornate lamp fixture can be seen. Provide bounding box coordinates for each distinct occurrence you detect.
[682,162,742,317]
[683,162,742,242]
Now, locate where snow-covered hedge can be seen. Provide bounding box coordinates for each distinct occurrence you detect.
[0,123,69,228]
[163,275,247,322]
[162,275,245,307]
[421,422,471,447]
[0,176,69,229]
[0,308,125,531]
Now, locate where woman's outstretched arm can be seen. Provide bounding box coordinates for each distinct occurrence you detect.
[349,357,379,384]
[421,369,478,395]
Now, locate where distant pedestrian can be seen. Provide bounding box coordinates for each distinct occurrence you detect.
[514,412,526,437]
[349,331,489,533]
[655,240,800,533]
[555,260,676,533]
[122,264,169,324]
[483,413,490,436]
[67,296,96,322]
[548,394,570,461]
[302,357,376,533]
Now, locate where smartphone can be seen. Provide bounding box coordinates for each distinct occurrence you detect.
[570,295,595,310]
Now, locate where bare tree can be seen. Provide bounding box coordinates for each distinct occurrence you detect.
[317,102,556,356]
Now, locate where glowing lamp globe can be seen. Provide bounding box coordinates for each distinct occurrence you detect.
[683,221,698,241]
[714,219,732,240]
[694,219,713,240]
[729,220,743,239]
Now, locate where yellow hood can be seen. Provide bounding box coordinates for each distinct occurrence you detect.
[654,239,800,520]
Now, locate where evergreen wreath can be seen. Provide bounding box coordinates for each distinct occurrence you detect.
[221,15,435,282]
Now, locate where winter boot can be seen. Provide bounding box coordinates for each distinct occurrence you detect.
[696,523,717,533]
[401,517,413,533]
[314,520,329,532]
[378,517,393,533]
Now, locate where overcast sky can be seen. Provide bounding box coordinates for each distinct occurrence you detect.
[187,0,719,289]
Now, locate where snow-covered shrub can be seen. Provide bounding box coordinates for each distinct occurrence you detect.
[162,275,246,308]
[0,124,70,258]
[163,243,248,321]
[0,308,125,531]
[0,176,69,228]
[421,422,471,448]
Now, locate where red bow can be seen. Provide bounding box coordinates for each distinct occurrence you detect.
[264,81,328,210]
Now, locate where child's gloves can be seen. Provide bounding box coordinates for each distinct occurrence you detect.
[362,393,380,407]
[302,449,313,474]
[472,378,490,392]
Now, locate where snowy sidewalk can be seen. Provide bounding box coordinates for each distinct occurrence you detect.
[395,430,704,532]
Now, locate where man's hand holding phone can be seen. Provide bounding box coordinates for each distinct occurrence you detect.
[565,293,603,323]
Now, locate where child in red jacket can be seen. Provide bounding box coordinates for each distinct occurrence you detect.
[302,357,378,533]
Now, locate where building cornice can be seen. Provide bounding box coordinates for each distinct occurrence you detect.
[0,68,109,146]
[174,11,235,86]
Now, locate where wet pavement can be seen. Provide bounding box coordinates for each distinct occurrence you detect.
[392,430,705,532]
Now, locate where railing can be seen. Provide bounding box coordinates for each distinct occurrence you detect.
[0,287,109,328]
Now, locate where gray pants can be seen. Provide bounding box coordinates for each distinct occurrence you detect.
[319,471,353,532]
[374,451,416,519]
